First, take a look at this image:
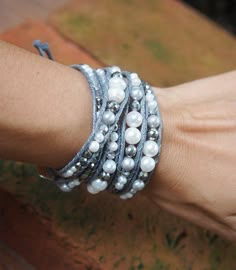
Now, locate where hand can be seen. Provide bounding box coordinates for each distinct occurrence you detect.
[145,71,236,240]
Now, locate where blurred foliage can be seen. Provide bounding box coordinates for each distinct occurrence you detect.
[183,0,236,34]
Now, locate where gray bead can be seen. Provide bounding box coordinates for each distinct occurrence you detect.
[113,124,119,131]
[147,128,159,140]
[125,145,137,157]
[80,157,88,167]
[101,171,110,181]
[90,162,95,169]
[108,101,120,113]
[139,171,149,180]
[84,150,93,159]
[102,111,116,125]
[131,100,141,111]
[75,162,82,170]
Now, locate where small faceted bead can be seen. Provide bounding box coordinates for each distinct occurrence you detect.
[148,115,160,128]
[143,140,159,157]
[109,77,127,90]
[133,180,145,191]
[122,157,135,171]
[103,160,116,174]
[109,141,118,152]
[87,184,99,194]
[146,93,154,102]
[80,157,88,167]
[91,179,108,191]
[125,145,137,157]
[111,132,118,141]
[101,171,110,181]
[84,150,93,159]
[148,128,159,140]
[130,87,143,100]
[102,111,116,125]
[139,171,148,180]
[108,101,120,113]
[62,169,73,178]
[95,132,105,143]
[126,111,143,128]
[89,141,100,152]
[131,100,141,111]
[140,156,156,172]
[115,182,124,190]
[118,175,127,185]
[125,127,141,145]
[108,88,125,103]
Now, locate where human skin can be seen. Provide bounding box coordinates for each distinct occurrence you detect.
[0,41,235,240]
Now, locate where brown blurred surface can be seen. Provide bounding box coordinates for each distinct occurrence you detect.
[0,0,68,33]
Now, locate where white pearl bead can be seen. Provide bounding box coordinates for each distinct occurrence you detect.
[103,160,116,174]
[111,132,118,141]
[58,183,72,192]
[130,88,143,100]
[146,93,154,102]
[133,180,145,191]
[125,127,141,145]
[95,132,104,143]
[68,181,76,188]
[148,100,157,113]
[143,140,159,157]
[115,182,124,190]
[122,157,135,171]
[126,111,143,128]
[89,141,99,153]
[70,166,77,173]
[109,141,118,152]
[109,77,127,90]
[108,88,125,103]
[140,156,156,172]
[87,184,99,194]
[62,169,73,178]
[148,115,160,128]
[73,179,80,186]
[130,73,141,86]
[120,194,128,200]
[118,175,127,185]
[91,179,107,191]
[102,111,116,125]
[110,66,121,74]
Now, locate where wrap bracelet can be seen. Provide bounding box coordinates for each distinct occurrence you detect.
[34,40,162,200]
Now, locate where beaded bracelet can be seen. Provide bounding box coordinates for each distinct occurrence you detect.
[34,40,162,200]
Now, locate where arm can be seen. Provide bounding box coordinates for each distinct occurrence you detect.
[0,41,235,240]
